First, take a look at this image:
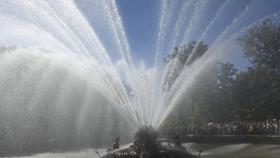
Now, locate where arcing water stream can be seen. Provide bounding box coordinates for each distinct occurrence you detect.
[0,0,280,154]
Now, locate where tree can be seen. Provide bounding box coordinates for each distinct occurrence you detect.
[162,19,280,130]
[237,19,280,120]
[163,61,238,127]
[164,41,208,89]
[164,41,208,66]
[238,19,280,70]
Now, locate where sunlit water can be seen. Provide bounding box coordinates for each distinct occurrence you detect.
[184,143,280,158]
[0,0,279,130]
[10,143,280,158]
[0,0,280,156]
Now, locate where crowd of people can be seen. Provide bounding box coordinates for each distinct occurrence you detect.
[163,120,280,136]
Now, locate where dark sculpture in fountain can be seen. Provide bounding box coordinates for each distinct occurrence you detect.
[101,126,194,158]
[113,136,120,150]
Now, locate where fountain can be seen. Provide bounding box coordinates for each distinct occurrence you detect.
[0,0,279,157]
[102,126,194,158]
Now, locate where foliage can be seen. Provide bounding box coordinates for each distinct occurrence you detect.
[164,41,208,66]
[163,19,280,129]
[163,41,208,89]
[236,19,280,120]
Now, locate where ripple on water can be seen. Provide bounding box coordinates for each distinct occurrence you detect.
[183,143,280,158]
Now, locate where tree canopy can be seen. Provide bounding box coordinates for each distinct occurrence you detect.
[162,19,280,129]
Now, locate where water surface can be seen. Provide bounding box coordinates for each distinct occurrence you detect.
[184,143,280,158]
[9,143,280,158]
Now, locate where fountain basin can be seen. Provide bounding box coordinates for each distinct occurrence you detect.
[101,142,194,158]
[102,126,194,158]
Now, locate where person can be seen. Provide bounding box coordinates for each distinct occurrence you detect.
[174,134,181,147]
[198,149,203,158]
[113,136,120,150]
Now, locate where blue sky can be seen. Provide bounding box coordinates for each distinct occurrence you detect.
[76,0,280,70]
[117,0,159,65]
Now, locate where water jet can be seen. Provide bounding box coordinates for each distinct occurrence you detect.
[0,0,279,157]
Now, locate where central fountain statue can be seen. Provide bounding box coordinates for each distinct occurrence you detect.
[102,126,194,158]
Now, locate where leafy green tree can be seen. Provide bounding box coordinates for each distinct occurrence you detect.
[164,41,208,90]
[164,41,208,65]
[238,20,280,70]
[162,19,280,130]
[237,19,280,120]
[163,61,238,128]
[192,62,237,122]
